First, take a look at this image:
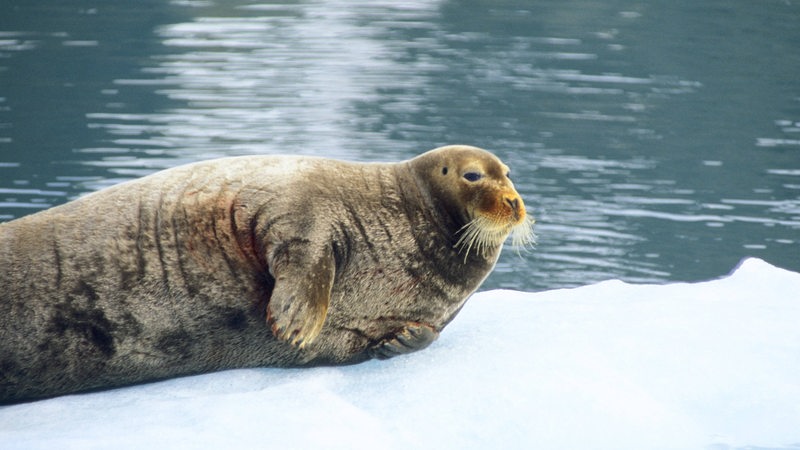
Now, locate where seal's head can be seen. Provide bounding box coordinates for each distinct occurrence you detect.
[408,145,534,259]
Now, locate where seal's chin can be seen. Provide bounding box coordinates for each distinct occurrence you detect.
[454,212,535,261]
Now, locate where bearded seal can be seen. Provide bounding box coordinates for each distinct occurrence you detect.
[0,145,533,404]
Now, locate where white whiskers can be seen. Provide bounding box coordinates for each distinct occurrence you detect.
[454,214,535,262]
[509,215,536,255]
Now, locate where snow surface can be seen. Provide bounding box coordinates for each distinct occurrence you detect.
[2,257,799,450]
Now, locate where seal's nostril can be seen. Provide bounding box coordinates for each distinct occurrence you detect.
[506,197,519,211]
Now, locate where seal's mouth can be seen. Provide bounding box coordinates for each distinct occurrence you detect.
[454,195,535,260]
[509,214,536,250]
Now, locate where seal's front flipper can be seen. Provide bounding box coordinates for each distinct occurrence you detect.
[368,322,439,360]
[267,250,334,349]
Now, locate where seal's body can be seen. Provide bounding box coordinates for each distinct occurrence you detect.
[0,145,532,404]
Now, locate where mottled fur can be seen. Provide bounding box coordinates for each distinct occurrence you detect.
[0,145,530,404]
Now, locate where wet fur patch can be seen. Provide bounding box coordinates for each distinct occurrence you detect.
[48,304,116,357]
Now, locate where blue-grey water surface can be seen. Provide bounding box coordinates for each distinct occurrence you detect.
[1,0,799,291]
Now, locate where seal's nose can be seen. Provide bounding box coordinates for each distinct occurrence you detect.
[504,196,524,222]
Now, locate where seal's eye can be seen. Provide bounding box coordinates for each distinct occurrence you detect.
[442,167,448,175]
[463,172,482,182]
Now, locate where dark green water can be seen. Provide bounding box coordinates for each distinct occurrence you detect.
[2,0,799,291]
